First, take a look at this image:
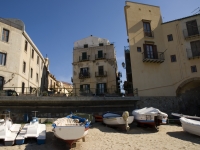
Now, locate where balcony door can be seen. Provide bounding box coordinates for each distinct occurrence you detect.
[190,40,200,57]
[186,20,199,36]
[98,66,104,76]
[143,44,158,59]
[80,67,89,76]
[0,76,4,90]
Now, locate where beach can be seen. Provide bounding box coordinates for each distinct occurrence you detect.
[1,123,200,150]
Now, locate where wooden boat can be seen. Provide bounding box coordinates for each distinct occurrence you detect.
[103,111,134,131]
[0,111,21,146]
[171,113,200,121]
[16,111,46,145]
[52,114,90,148]
[132,107,168,129]
[180,117,200,136]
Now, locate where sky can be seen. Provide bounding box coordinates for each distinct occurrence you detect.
[0,0,199,86]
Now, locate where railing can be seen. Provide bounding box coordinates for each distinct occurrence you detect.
[95,53,106,60]
[186,48,200,59]
[144,30,154,38]
[79,55,90,61]
[183,26,200,39]
[79,72,90,79]
[124,46,130,52]
[95,71,107,77]
[142,51,165,63]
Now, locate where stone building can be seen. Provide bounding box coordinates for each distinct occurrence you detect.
[124,2,200,96]
[72,35,120,96]
[0,18,49,94]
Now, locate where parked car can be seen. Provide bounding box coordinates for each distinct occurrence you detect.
[0,90,19,96]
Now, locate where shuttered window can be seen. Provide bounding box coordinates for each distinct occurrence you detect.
[143,44,158,59]
[2,29,9,42]
[186,20,199,36]
[190,40,200,57]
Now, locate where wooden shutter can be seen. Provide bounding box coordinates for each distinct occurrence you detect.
[143,44,147,59]
[104,83,107,93]
[153,45,158,59]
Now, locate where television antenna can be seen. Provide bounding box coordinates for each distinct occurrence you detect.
[191,7,200,15]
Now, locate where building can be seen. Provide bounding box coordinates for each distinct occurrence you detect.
[124,2,200,96]
[0,18,49,94]
[72,35,119,96]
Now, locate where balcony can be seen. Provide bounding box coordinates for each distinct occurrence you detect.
[95,71,107,77]
[79,72,90,79]
[79,55,90,62]
[144,30,154,38]
[186,48,200,59]
[183,26,200,40]
[95,53,106,60]
[142,52,165,63]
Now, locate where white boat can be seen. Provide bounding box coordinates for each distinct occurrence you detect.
[16,111,46,145]
[172,113,200,120]
[132,107,168,128]
[180,117,200,136]
[52,114,90,148]
[0,111,21,146]
[103,111,134,131]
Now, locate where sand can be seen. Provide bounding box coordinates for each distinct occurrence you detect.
[0,123,200,150]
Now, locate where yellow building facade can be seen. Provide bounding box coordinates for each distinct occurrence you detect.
[72,36,119,96]
[124,2,200,96]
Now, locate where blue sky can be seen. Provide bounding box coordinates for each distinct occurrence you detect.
[0,0,199,85]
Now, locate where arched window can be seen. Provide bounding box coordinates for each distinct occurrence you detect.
[0,76,4,90]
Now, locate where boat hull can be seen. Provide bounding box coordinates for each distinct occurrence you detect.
[180,117,200,136]
[103,116,134,125]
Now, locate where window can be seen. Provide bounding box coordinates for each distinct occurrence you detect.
[98,50,103,58]
[96,83,107,94]
[191,65,197,73]
[24,41,28,51]
[84,44,88,48]
[167,34,173,41]
[22,82,25,94]
[32,49,34,59]
[186,20,199,36]
[37,56,39,64]
[82,52,87,60]
[0,76,4,90]
[137,47,141,52]
[30,68,33,78]
[98,66,104,75]
[99,43,104,46]
[143,22,153,37]
[0,52,6,66]
[170,55,176,62]
[30,86,33,94]
[190,40,200,57]
[2,29,9,42]
[80,84,90,93]
[143,44,158,59]
[23,61,26,73]
[36,73,38,82]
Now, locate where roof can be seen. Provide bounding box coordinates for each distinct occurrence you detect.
[125,1,159,8]
[162,14,200,25]
[0,17,25,31]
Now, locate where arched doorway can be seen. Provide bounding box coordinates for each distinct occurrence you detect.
[176,77,200,96]
[0,76,4,90]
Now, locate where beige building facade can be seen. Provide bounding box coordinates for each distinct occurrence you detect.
[124,2,200,96]
[72,36,119,96]
[0,18,49,94]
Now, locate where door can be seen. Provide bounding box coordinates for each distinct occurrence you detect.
[190,40,200,57]
[186,20,199,36]
[0,76,4,90]
[96,83,107,95]
[98,66,104,76]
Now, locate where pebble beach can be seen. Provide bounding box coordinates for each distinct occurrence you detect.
[1,123,200,150]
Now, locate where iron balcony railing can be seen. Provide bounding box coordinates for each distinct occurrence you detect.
[95,53,106,60]
[183,26,200,39]
[79,72,90,79]
[142,51,165,63]
[144,30,154,38]
[79,55,90,61]
[95,71,107,77]
[186,48,200,59]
